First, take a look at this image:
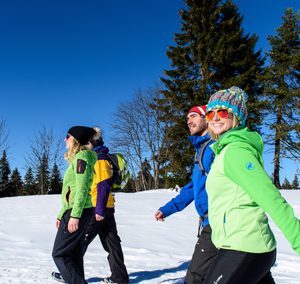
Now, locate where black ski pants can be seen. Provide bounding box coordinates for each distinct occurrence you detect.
[185,225,218,284]
[52,208,93,284]
[203,248,276,284]
[84,207,129,283]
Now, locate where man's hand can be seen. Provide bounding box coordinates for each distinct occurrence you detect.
[68,218,79,233]
[95,214,104,221]
[154,210,165,221]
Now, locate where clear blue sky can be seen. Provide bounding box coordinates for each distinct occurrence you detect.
[0,0,299,182]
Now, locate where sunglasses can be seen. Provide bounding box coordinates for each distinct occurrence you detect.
[205,109,231,121]
[66,133,71,140]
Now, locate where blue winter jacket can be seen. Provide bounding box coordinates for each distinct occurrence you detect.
[159,134,214,227]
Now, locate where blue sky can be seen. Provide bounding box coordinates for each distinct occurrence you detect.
[0,0,299,181]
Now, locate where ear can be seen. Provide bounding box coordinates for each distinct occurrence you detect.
[86,141,93,149]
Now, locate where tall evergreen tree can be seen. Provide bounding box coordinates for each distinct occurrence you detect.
[261,8,300,188]
[24,167,36,195]
[292,174,299,190]
[49,163,62,194]
[10,168,23,196]
[281,177,292,189]
[35,153,50,195]
[0,150,11,197]
[155,0,264,186]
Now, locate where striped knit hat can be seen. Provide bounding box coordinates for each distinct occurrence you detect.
[207,86,248,126]
[188,105,206,117]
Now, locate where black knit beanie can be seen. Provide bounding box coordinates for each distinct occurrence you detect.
[67,126,96,145]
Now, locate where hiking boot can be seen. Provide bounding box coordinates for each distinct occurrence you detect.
[51,271,66,283]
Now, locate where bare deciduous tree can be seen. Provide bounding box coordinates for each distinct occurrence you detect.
[111,85,167,191]
[25,127,65,194]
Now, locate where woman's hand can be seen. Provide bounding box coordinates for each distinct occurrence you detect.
[68,218,79,233]
[55,219,60,229]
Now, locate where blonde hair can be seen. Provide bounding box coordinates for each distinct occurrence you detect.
[208,114,240,140]
[64,138,91,163]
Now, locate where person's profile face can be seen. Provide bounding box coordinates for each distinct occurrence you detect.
[65,133,74,149]
[187,112,207,136]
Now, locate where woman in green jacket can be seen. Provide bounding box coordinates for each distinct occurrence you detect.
[203,87,300,284]
[52,126,97,284]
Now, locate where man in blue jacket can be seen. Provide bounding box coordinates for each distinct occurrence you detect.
[154,105,217,284]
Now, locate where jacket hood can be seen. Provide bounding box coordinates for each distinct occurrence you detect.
[94,145,109,154]
[211,127,263,155]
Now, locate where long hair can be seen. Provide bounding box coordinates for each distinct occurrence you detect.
[64,138,90,163]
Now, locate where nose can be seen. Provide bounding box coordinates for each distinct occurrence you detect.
[187,117,191,125]
[211,111,220,121]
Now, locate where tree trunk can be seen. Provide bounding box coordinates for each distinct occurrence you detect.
[273,109,282,188]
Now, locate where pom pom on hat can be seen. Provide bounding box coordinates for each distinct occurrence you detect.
[188,105,207,117]
[207,86,248,125]
[68,126,96,145]
[89,126,104,147]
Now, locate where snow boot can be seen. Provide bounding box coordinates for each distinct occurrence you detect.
[51,271,66,283]
[99,277,129,284]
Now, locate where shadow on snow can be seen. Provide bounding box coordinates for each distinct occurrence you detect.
[86,260,189,283]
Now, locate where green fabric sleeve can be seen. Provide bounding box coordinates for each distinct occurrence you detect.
[70,154,91,218]
[224,142,300,255]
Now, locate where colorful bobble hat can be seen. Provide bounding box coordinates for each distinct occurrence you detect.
[206,86,248,126]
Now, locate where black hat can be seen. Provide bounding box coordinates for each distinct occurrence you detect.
[68,126,96,145]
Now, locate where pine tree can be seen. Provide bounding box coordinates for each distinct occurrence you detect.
[261,8,300,188]
[35,153,50,195]
[155,0,264,186]
[0,150,12,197]
[49,163,62,194]
[281,177,292,189]
[10,168,23,196]
[24,167,36,195]
[292,174,299,190]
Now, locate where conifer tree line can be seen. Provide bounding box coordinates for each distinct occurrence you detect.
[0,0,299,195]
[0,127,64,197]
[0,149,63,197]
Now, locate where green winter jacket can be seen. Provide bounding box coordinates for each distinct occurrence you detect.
[57,149,97,220]
[206,127,300,255]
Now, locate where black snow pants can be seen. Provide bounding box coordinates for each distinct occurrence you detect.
[185,225,218,284]
[84,207,129,283]
[203,248,276,284]
[52,207,93,284]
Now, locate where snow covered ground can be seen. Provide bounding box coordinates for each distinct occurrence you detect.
[0,190,299,283]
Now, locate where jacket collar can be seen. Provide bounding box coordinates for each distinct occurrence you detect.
[187,133,212,148]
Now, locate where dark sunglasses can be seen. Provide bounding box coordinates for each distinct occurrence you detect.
[205,109,231,121]
[66,133,71,140]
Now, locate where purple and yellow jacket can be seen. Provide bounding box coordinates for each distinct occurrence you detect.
[90,146,114,216]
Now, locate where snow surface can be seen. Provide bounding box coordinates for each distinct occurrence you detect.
[0,190,299,283]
